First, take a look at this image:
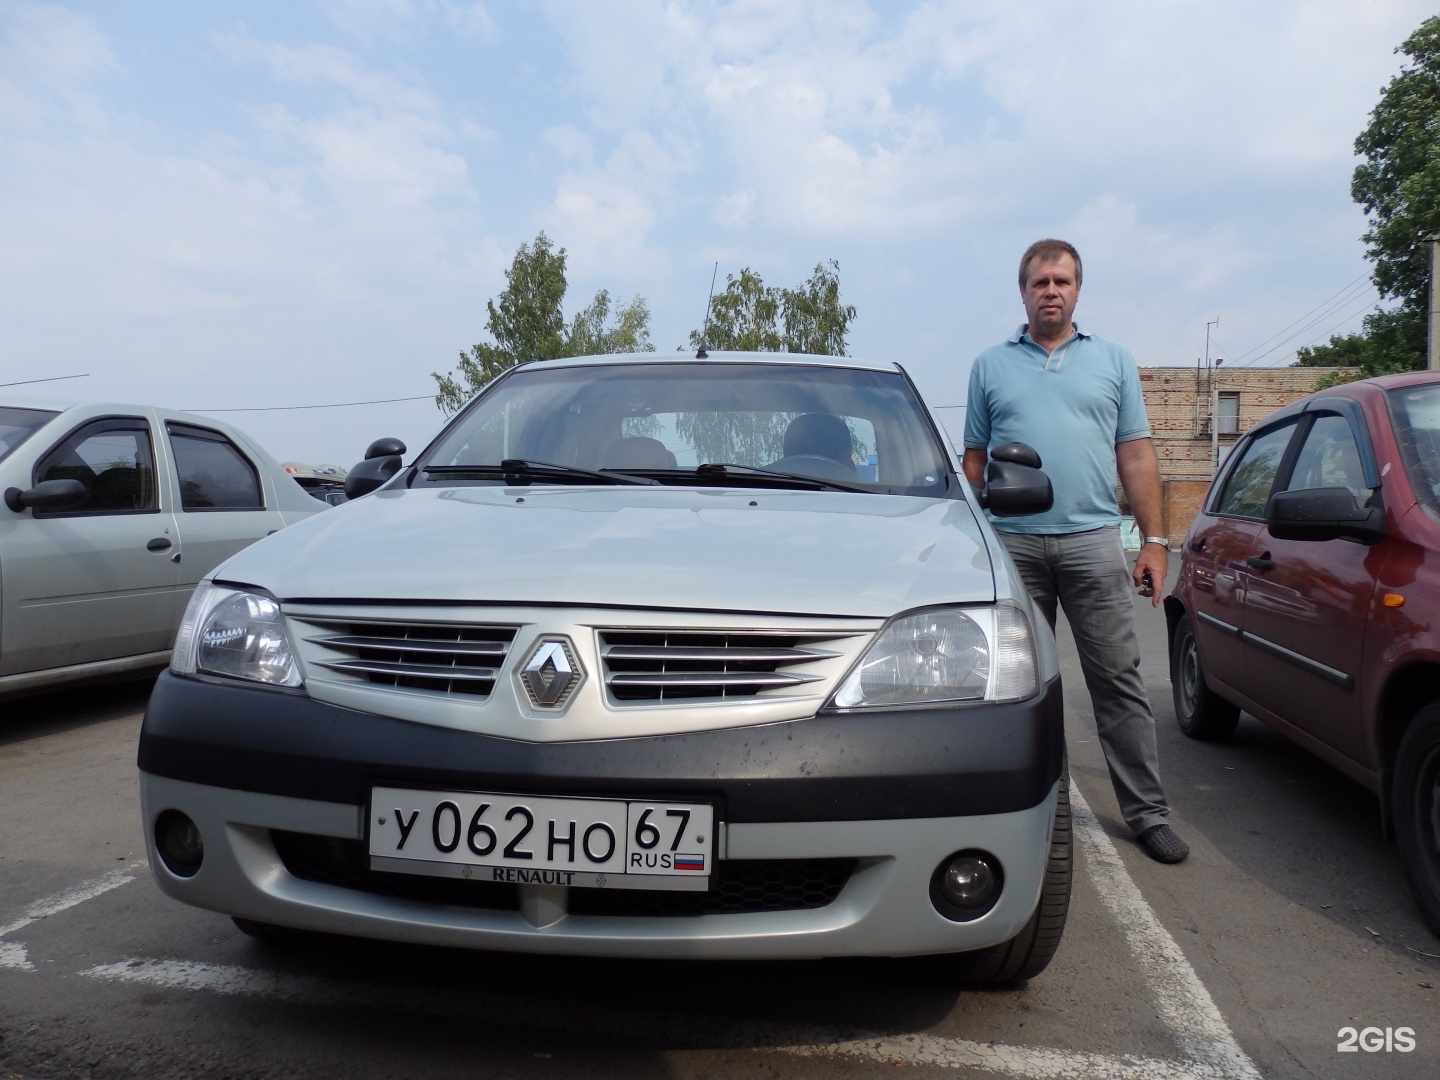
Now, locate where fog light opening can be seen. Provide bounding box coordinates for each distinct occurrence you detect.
[930,850,1003,922]
[155,809,204,878]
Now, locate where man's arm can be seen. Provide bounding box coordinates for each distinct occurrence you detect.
[1115,437,1167,605]
[962,448,987,488]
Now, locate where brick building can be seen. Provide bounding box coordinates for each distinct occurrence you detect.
[1135,365,1357,545]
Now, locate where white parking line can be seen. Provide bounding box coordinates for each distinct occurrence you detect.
[786,1034,1241,1079]
[74,791,1262,1079]
[0,862,144,971]
[1068,787,1261,1079]
[779,785,1261,1078]
[81,952,1238,1080]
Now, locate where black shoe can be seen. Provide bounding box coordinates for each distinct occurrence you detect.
[1139,824,1189,864]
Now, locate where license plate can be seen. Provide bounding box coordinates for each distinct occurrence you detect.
[368,787,716,892]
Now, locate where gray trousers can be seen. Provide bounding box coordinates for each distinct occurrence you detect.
[998,526,1171,835]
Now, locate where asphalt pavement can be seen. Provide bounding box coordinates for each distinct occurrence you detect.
[1,568,1437,1078]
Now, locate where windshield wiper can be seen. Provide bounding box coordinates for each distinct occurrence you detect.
[694,462,871,493]
[424,460,659,486]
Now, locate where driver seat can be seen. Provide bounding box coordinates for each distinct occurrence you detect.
[776,413,855,474]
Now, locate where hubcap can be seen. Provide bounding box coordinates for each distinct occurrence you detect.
[1180,636,1200,715]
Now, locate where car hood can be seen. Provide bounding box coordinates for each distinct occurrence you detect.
[214,485,997,618]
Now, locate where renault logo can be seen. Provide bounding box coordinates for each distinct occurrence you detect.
[518,637,584,710]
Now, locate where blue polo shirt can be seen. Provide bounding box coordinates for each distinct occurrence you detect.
[963,325,1150,534]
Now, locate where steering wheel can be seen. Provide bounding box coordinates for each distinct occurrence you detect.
[769,454,857,482]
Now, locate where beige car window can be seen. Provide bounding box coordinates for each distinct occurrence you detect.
[36,421,157,514]
[168,424,263,511]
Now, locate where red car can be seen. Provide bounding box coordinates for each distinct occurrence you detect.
[1167,370,1440,935]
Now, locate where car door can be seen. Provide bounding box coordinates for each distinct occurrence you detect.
[0,415,182,675]
[1240,408,1379,766]
[1184,419,1301,703]
[163,420,286,601]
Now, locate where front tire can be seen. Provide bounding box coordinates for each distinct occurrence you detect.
[1393,703,1440,938]
[949,772,1072,985]
[1170,613,1240,741]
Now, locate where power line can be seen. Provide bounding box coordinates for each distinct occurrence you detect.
[0,374,90,391]
[1230,278,1377,368]
[1226,272,1372,366]
[1291,295,1383,354]
[1231,278,1374,366]
[184,394,435,413]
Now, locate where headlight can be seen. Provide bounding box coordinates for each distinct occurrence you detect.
[829,603,1037,708]
[171,581,303,688]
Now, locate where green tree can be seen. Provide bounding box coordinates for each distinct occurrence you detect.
[566,289,653,357]
[689,260,856,356]
[1313,14,1440,378]
[433,233,653,415]
[1295,307,1426,377]
[680,261,860,464]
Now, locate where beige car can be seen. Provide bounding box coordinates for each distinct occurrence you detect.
[0,398,323,700]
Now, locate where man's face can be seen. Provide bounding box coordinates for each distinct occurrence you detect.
[1021,254,1080,337]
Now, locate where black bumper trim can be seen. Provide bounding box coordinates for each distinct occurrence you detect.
[138,671,1063,823]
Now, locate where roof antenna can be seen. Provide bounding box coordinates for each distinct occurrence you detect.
[695,261,719,358]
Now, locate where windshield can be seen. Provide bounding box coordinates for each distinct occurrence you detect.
[421,361,954,495]
[0,407,59,465]
[1388,382,1440,516]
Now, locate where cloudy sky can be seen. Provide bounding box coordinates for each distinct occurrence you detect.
[0,0,1433,465]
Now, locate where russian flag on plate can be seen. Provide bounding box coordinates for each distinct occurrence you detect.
[674,854,705,872]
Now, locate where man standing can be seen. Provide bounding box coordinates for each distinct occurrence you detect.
[962,239,1187,864]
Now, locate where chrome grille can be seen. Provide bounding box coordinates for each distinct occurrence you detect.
[301,618,518,698]
[600,630,840,702]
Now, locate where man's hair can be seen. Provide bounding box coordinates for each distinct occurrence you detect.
[1018,239,1082,289]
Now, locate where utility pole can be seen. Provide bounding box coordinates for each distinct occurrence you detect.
[1428,233,1440,371]
[1206,317,1220,475]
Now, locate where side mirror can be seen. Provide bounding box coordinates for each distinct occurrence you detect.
[345,456,402,499]
[346,438,408,499]
[4,478,89,514]
[1267,487,1384,545]
[364,437,406,461]
[989,441,1042,469]
[975,442,1054,517]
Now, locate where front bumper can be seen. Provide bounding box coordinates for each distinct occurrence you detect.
[141,773,1060,959]
[138,671,1063,958]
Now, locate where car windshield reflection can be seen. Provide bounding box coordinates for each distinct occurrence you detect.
[420,361,953,496]
[0,407,60,465]
[1388,383,1440,515]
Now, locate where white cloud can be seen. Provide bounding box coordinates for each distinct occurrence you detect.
[215,35,439,114]
[0,5,506,463]
[712,189,754,228]
[540,128,686,281]
[2,0,1436,463]
[0,0,116,129]
[536,0,1434,249]
[1067,195,1261,295]
[320,0,497,45]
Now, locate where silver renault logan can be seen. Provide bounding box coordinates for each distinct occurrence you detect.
[138,352,1069,984]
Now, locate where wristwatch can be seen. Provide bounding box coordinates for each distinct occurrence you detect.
[1142,536,1170,550]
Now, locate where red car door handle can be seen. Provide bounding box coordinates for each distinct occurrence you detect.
[1246,554,1274,571]
[1189,538,1206,552]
